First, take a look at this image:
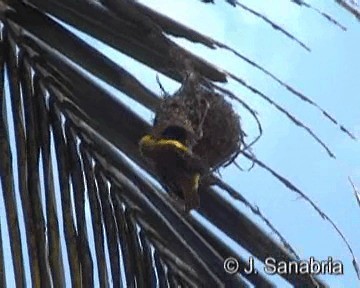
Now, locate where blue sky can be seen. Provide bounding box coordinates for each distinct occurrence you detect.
[1,0,359,287]
[132,0,360,286]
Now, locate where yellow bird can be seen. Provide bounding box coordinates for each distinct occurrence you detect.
[139,134,205,211]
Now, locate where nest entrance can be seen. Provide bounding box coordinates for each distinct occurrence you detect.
[153,76,243,170]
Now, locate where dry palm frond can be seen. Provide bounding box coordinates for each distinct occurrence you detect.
[113,0,357,141]
[349,177,360,208]
[336,0,360,20]
[1,0,359,286]
[291,0,347,30]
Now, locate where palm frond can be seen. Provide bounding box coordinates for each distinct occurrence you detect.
[336,0,360,20]
[0,0,359,287]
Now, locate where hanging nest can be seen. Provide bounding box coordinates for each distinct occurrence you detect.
[139,74,243,210]
[191,88,242,169]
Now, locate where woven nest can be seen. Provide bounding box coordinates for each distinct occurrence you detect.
[152,79,243,170]
[140,75,243,210]
[193,90,242,169]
